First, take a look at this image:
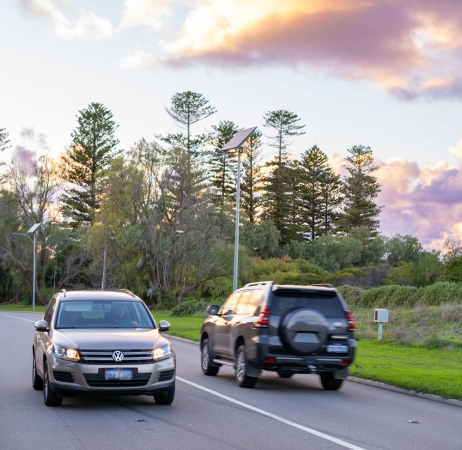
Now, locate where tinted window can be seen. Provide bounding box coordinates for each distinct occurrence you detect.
[55,300,154,329]
[235,291,252,314]
[271,292,344,318]
[219,292,241,315]
[44,297,56,325]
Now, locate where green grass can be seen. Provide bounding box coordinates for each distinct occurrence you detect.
[0,305,46,313]
[152,310,205,341]
[350,341,462,400]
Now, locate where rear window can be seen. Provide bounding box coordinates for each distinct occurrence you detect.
[271,291,345,318]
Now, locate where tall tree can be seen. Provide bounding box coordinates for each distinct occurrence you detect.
[262,110,305,242]
[263,110,305,168]
[61,102,120,228]
[209,120,240,207]
[298,145,343,240]
[0,127,10,153]
[241,130,264,223]
[338,145,382,234]
[160,91,216,151]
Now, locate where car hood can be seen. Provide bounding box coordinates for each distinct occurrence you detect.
[51,328,170,350]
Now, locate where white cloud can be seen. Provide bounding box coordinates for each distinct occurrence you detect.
[119,49,159,69]
[449,138,462,160]
[119,0,173,30]
[19,0,113,39]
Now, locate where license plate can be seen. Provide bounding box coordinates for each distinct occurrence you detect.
[105,369,133,380]
[326,344,348,353]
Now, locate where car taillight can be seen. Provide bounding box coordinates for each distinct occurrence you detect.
[345,310,355,330]
[255,306,270,327]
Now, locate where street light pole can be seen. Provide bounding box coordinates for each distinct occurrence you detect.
[12,223,41,310]
[189,127,256,291]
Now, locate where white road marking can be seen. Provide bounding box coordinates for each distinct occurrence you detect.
[0,314,37,323]
[177,376,366,450]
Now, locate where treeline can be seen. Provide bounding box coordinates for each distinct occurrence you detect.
[0,93,460,305]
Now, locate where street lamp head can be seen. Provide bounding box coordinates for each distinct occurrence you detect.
[221,127,257,153]
[26,223,41,234]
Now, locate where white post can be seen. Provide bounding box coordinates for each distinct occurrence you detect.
[32,233,37,310]
[233,149,241,292]
[378,323,383,341]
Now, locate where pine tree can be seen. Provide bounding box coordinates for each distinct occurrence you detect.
[61,103,120,228]
[338,145,382,234]
[261,110,305,244]
[159,91,216,151]
[208,120,240,207]
[299,145,343,240]
[0,127,10,153]
[241,130,264,223]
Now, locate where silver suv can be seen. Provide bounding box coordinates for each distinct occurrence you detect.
[200,282,356,389]
[32,290,175,406]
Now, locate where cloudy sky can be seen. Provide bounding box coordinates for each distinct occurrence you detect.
[1,0,462,249]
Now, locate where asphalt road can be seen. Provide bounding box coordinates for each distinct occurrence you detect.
[1,312,461,450]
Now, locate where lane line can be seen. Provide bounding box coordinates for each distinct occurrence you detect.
[177,377,366,450]
[0,314,37,323]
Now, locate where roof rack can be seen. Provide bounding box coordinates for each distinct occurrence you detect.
[60,289,66,297]
[117,289,136,298]
[309,284,334,288]
[244,281,274,288]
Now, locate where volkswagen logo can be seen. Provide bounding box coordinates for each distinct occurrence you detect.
[112,350,124,362]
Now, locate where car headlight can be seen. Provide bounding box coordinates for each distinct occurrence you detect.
[52,344,80,361]
[152,344,172,361]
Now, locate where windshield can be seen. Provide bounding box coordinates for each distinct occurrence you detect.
[55,300,155,329]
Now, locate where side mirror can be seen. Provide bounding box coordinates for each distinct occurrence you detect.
[34,320,48,332]
[158,320,171,332]
[206,305,219,315]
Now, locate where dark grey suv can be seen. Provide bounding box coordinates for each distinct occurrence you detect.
[200,282,356,389]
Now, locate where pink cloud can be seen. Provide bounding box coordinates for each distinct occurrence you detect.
[376,157,462,248]
[156,0,462,100]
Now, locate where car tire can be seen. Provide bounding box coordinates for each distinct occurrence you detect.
[277,372,294,379]
[154,385,175,405]
[201,339,219,376]
[32,352,43,390]
[320,373,343,391]
[43,364,63,406]
[235,345,257,388]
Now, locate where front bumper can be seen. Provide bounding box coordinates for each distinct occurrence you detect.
[47,354,175,397]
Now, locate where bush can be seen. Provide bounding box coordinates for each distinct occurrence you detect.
[337,285,365,306]
[419,281,462,306]
[332,268,366,287]
[170,299,209,316]
[358,285,419,308]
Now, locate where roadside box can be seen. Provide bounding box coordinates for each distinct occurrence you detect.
[374,308,388,323]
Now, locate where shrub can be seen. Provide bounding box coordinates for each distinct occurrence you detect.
[170,299,209,316]
[359,285,418,308]
[337,285,365,306]
[419,281,462,306]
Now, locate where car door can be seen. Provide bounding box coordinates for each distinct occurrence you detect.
[212,292,241,356]
[223,291,253,357]
[36,297,56,377]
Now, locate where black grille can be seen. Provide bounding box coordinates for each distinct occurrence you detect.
[53,371,74,383]
[79,349,153,365]
[83,372,152,387]
[158,370,175,382]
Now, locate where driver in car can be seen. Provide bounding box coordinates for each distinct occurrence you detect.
[110,304,137,325]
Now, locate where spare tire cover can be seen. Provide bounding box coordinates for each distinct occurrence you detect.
[279,308,328,355]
